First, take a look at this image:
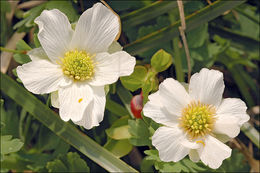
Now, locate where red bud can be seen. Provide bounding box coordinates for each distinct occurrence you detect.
[130,93,143,119]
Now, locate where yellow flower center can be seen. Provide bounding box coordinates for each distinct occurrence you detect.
[60,50,95,81]
[180,101,216,139]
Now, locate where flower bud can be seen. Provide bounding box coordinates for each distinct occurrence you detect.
[130,93,143,119]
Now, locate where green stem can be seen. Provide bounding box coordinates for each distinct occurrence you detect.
[0,47,25,54]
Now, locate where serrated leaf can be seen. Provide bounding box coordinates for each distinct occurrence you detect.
[46,159,67,172]
[144,150,160,162]
[120,66,148,91]
[46,152,89,172]
[151,49,172,72]
[104,139,133,158]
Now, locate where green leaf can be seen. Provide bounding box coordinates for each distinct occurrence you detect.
[13,40,32,64]
[46,152,89,172]
[128,119,151,146]
[1,135,23,161]
[144,150,161,162]
[46,159,67,172]
[106,125,131,140]
[120,66,148,92]
[106,99,130,117]
[13,54,31,64]
[187,24,208,48]
[111,116,130,128]
[124,0,246,55]
[151,49,172,72]
[0,73,137,172]
[16,40,32,51]
[104,139,133,158]
[116,83,134,118]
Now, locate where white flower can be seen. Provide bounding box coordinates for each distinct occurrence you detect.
[17,3,136,129]
[143,68,249,169]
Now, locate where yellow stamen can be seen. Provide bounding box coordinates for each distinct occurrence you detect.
[78,98,83,103]
[179,101,216,139]
[59,50,95,81]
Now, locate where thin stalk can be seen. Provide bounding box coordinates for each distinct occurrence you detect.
[0,47,26,54]
[177,0,191,81]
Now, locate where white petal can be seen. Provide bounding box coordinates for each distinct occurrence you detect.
[152,126,192,162]
[159,78,191,116]
[115,51,136,76]
[17,60,70,94]
[189,68,224,108]
[108,41,123,54]
[89,51,135,86]
[70,3,119,54]
[58,83,93,122]
[189,149,200,162]
[213,116,240,138]
[73,86,105,129]
[27,47,48,61]
[51,91,59,108]
[213,98,249,138]
[35,9,73,63]
[197,135,231,169]
[216,98,249,126]
[143,91,178,127]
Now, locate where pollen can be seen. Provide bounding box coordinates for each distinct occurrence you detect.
[179,101,216,139]
[59,50,95,81]
[78,98,83,103]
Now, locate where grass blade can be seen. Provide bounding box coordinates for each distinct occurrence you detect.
[121,1,180,28]
[124,0,246,55]
[0,73,138,172]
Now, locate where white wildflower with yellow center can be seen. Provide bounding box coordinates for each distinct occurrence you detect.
[143,68,249,169]
[17,3,136,129]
